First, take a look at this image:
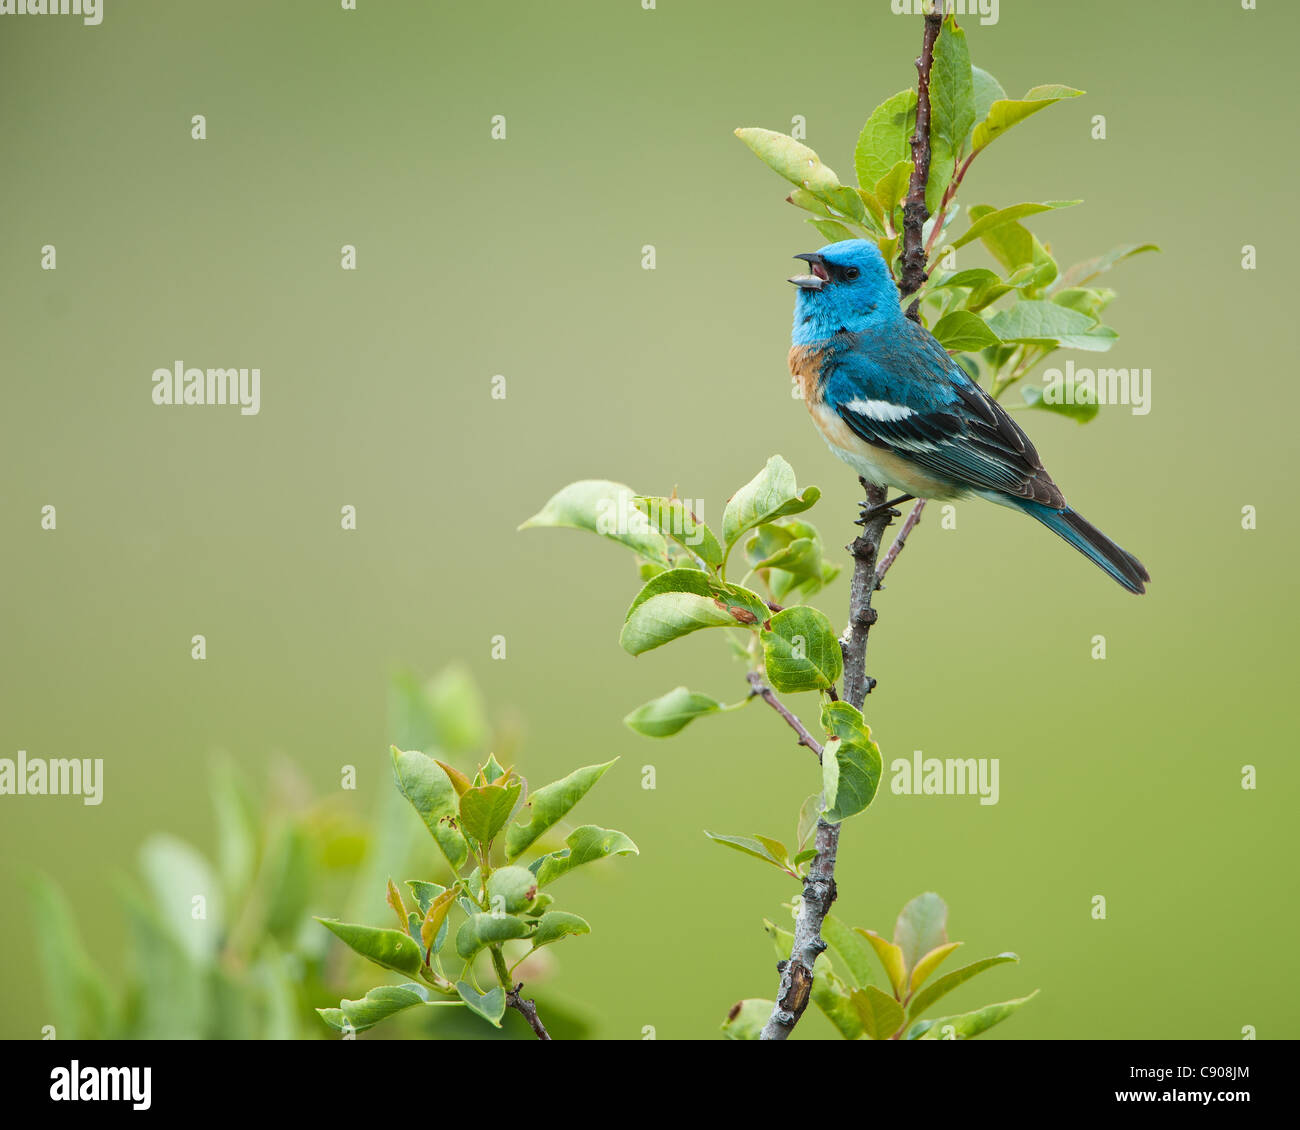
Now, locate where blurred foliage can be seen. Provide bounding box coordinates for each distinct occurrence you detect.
[32,665,604,1041]
[30,756,368,1039]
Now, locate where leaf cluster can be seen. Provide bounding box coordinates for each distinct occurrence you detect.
[524,456,885,851]
[723,893,1036,1040]
[317,749,635,1033]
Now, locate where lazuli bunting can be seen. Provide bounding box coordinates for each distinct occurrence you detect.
[788,239,1149,593]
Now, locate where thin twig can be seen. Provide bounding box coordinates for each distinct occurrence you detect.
[506,984,552,1041]
[747,672,824,758]
[875,499,926,586]
[760,8,941,1042]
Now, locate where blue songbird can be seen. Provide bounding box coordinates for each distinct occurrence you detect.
[788,239,1149,593]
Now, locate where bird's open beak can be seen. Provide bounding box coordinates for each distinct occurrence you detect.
[788,252,830,291]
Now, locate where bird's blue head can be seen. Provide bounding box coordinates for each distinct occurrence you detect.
[789,239,902,345]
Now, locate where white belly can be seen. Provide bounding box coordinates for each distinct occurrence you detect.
[814,426,963,501]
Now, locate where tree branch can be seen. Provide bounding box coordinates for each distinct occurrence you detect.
[900,2,944,312]
[506,984,552,1041]
[876,499,926,586]
[760,9,940,1042]
[747,671,824,758]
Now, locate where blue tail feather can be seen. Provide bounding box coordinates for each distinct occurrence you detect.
[1015,502,1150,595]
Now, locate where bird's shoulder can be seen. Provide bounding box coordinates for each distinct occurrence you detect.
[824,318,963,410]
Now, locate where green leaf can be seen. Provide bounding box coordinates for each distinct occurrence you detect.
[857,928,908,998]
[931,266,1001,291]
[874,159,913,218]
[750,535,817,577]
[761,605,843,693]
[485,865,539,914]
[625,567,768,624]
[722,999,773,1040]
[948,200,1081,251]
[745,517,830,601]
[987,299,1117,352]
[520,480,669,563]
[734,128,845,202]
[1050,286,1116,321]
[787,187,838,219]
[120,887,205,1038]
[620,592,742,655]
[505,760,615,860]
[1021,381,1099,423]
[479,753,508,785]
[455,913,533,961]
[972,85,1083,153]
[210,757,258,902]
[458,781,522,845]
[420,887,457,955]
[812,954,865,1040]
[391,746,469,871]
[967,205,1059,292]
[763,918,795,962]
[319,983,460,1034]
[795,793,821,853]
[809,218,857,244]
[850,985,905,1040]
[704,831,795,875]
[908,952,1020,1019]
[530,825,639,887]
[524,893,554,917]
[930,15,975,161]
[317,918,425,977]
[854,89,917,193]
[386,877,408,931]
[819,701,883,821]
[456,981,507,1026]
[28,876,116,1039]
[970,66,1007,127]
[434,758,472,797]
[259,821,315,942]
[423,665,490,753]
[721,455,821,556]
[1054,242,1159,290]
[822,913,875,988]
[138,834,222,964]
[634,497,723,566]
[911,990,1039,1040]
[931,310,1001,352]
[530,910,592,948]
[910,941,963,993]
[624,687,723,738]
[405,879,448,916]
[894,892,948,976]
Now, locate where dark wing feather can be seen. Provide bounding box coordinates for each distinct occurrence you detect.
[827,322,1066,508]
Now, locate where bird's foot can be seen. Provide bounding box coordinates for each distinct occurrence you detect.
[855,494,914,526]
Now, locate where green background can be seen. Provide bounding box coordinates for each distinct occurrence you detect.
[2,0,1294,1039]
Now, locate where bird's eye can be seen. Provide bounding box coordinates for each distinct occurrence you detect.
[845,267,860,280]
